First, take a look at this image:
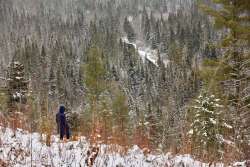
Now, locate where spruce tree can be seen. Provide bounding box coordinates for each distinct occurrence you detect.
[40,45,49,116]
[7,60,29,111]
[143,11,151,42]
[84,46,107,138]
[188,91,232,161]
[112,87,129,145]
[123,17,136,43]
[151,20,161,50]
[48,67,56,97]
[200,0,250,157]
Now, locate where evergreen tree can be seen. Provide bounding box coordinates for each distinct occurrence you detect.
[151,20,161,50]
[200,0,250,157]
[7,60,29,111]
[161,24,168,53]
[48,66,56,97]
[40,45,48,80]
[112,87,129,145]
[188,91,232,160]
[143,10,151,42]
[56,58,65,101]
[84,46,107,136]
[203,43,217,59]
[169,26,175,44]
[67,111,80,137]
[40,45,49,116]
[123,17,136,42]
[141,6,147,33]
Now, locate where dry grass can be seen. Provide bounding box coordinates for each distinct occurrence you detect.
[0,159,9,167]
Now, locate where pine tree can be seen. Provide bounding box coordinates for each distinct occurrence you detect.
[67,111,80,138]
[151,20,161,50]
[141,6,147,33]
[0,90,7,114]
[112,87,129,145]
[203,43,217,59]
[188,91,232,161]
[48,66,56,97]
[161,24,168,53]
[123,17,136,43]
[56,58,65,100]
[145,104,163,149]
[6,59,29,130]
[143,10,151,42]
[169,26,175,44]
[7,60,29,111]
[200,0,250,157]
[40,45,49,116]
[84,46,107,140]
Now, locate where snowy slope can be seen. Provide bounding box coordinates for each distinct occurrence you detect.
[0,127,246,167]
[122,38,169,67]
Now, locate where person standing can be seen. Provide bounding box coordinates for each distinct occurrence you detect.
[56,105,70,140]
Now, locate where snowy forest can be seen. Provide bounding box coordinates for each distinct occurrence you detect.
[0,0,249,166]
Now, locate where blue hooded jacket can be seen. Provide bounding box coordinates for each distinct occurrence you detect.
[56,105,70,139]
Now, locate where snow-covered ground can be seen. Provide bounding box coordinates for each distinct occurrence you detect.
[0,126,247,167]
[122,37,169,67]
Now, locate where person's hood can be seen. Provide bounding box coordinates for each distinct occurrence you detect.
[59,106,65,114]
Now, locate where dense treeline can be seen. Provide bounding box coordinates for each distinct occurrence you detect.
[0,0,249,163]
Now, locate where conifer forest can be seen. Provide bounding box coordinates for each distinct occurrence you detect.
[0,0,249,166]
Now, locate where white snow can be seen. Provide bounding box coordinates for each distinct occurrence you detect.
[223,123,233,129]
[188,129,193,135]
[13,92,22,100]
[14,61,21,65]
[0,126,246,167]
[122,37,169,67]
[209,118,217,125]
[127,16,133,22]
[15,77,22,80]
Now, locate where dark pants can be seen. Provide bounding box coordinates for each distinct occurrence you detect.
[60,124,70,140]
[57,124,60,134]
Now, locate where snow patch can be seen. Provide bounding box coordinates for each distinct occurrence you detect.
[122,37,169,67]
[0,126,246,167]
